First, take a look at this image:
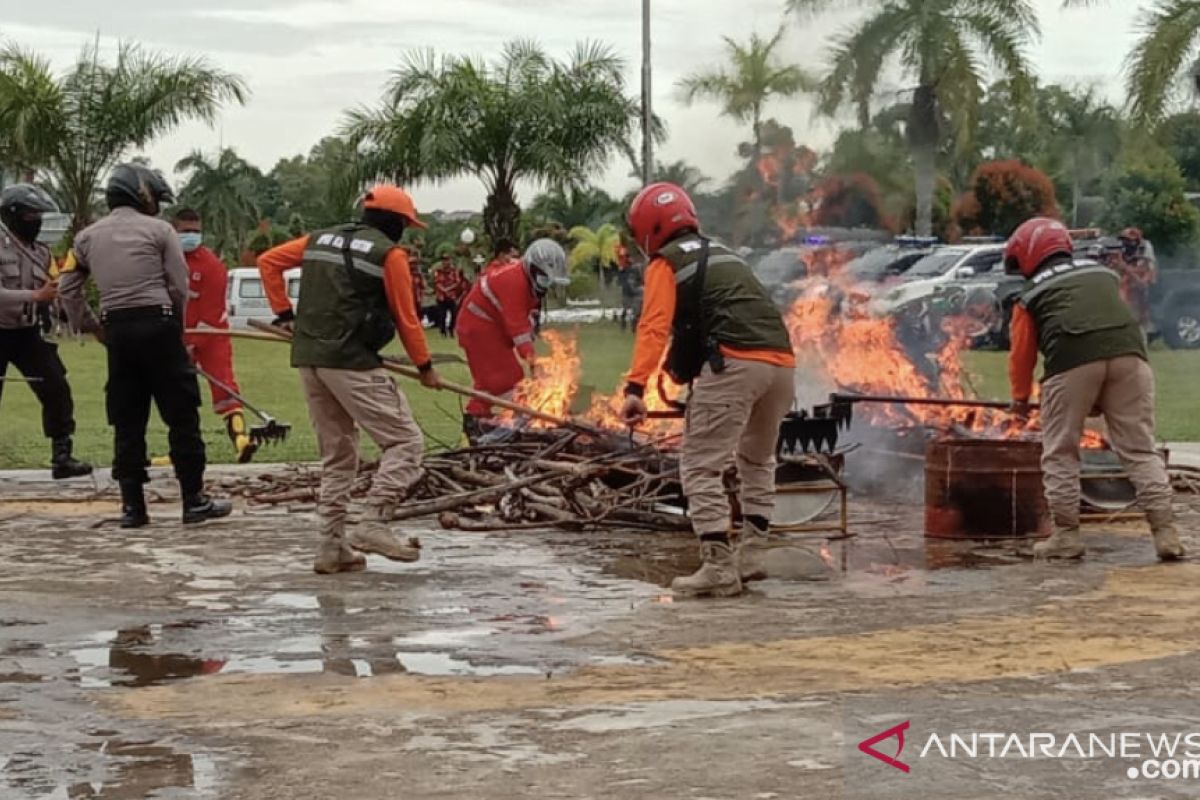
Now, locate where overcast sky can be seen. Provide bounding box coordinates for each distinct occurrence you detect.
[4,0,1140,212]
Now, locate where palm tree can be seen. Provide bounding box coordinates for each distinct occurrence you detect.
[0,46,61,181]
[175,148,262,258]
[0,41,246,230]
[653,160,711,195]
[1122,1,1200,124]
[346,41,644,242]
[528,185,623,229]
[568,223,622,295]
[788,0,1038,237]
[1043,86,1120,226]
[677,27,815,162]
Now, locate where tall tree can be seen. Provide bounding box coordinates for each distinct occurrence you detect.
[269,136,360,230]
[1043,86,1120,226]
[789,0,1038,236]
[0,41,246,230]
[528,185,622,230]
[653,160,711,195]
[1123,0,1200,125]
[676,27,814,162]
[175,148,262,259]
[346,41,643,242]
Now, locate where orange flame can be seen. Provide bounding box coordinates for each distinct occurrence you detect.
[507,330,580,427]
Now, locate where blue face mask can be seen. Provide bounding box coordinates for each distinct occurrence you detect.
[178,231,203,252]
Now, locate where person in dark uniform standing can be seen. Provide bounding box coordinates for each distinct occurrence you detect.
[0,184,92,479]
[59,164,231,528]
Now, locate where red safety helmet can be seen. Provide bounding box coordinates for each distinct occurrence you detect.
[1118,227,1143,244]
[627,182,699,256]
[1004,217,1073,278]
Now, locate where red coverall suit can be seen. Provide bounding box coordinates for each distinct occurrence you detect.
[457,261,538,417]
[181,246,242,414]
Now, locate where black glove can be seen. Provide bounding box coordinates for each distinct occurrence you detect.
[272,308,296,332]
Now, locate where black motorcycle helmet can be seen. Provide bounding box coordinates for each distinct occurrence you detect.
[105,163,175,215]
[0,183,57,243]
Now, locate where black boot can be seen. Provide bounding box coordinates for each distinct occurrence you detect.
[119,481,149,529]
[51,437,93,480]
[182,493,233,524]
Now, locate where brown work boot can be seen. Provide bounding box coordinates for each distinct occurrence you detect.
[1033,526,1085,560]
[347,505,422,562]
[313,538,367,574]
[671,540,742,598]
[1147,509,1185,562]
[736,521,771,582]
[736,520,833,583]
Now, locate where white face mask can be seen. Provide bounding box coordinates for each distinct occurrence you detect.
[178,231,203,252]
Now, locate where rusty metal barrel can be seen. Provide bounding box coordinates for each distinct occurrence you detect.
[925,439,1050,539]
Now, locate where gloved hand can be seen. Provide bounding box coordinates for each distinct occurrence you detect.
[1009,399,1031,420]
[272,308,296,333]
[620,394,647,427]
[419,366,442,390]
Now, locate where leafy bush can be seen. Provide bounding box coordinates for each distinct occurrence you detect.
[1102,145,1200,257]
[953,160,1060,237]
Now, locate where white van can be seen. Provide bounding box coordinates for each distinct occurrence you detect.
[227,267,301,329]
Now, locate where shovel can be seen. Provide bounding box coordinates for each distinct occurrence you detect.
[192,364,292,445]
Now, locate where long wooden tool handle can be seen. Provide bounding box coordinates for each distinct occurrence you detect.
[830,392,1040,411]
[245,319,605,435]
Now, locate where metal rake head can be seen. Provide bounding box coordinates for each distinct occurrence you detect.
[250,419,291,445]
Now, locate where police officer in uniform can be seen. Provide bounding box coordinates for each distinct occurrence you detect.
[0,184,92,479]
[60,164,231,528]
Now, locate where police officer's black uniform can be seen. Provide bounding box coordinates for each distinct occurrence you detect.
[60,165,230,528]
[0,184,92,478]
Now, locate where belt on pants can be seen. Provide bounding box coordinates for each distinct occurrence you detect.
[100,305,175,324]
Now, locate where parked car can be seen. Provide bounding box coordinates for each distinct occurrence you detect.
[871,243,1007,316]
[226,267,300,329]
[1152,269,1200,349]
[842,238,937,285]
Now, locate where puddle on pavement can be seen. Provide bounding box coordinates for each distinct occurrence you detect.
[602,525,1032,594]
[1,737,219,799]
[397,651,542,677]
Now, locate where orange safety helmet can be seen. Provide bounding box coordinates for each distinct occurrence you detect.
[1004,217,1073,278]
[627,182,699,256]
[362,184,426,229]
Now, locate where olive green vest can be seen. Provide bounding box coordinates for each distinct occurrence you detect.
[291,224,396,370]
[1019,258,1147,379]
[658,234,792,353]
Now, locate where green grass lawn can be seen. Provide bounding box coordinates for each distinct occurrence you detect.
[1,325,1198,469]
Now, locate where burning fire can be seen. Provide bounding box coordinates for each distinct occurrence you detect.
[509,330,580,425]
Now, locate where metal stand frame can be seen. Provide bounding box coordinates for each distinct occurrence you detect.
[773,454,851,538]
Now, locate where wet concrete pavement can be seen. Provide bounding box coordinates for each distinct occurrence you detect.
[3,467,1200,799]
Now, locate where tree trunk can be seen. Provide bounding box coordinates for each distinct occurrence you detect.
[908,83,940,239]
[1071,149,1082,228]
[483,179,520,243]
[752,106,763,165]
[912,142,936,238]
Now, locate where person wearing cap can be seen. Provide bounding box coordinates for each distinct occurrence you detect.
[256,184,441,575]
[0,183,92,479]
[59,164,231,528]
[456,238,568,439]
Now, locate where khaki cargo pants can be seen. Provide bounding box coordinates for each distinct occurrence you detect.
[299,367,424,525]
[1041,355,1172,529]
[681,358,796,536]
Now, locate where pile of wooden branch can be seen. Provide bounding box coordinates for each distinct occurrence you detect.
[225,429,691,532]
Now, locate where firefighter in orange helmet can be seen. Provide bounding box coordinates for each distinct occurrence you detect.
[620,183,812,598]
[257,184,441,575]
